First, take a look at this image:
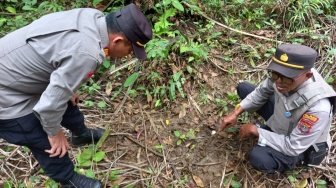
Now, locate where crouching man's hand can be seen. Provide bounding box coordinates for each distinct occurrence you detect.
[216,106,245,133]
[239,124,259,139]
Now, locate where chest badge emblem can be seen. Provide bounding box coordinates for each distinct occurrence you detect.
[285,111,292,117]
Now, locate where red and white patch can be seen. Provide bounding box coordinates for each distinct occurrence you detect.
[86,71,94,79]
[298,113,319,134]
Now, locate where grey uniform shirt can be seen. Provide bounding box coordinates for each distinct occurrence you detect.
[0,8,109,136]
[240,77,332,156]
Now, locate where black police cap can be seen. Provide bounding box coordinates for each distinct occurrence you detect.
[267,44,317,78]
[115,3,152,60]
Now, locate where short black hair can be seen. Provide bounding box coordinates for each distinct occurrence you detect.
[105,12,123,34]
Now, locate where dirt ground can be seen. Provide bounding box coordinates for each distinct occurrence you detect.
[75,58,336,188]
[77,64,278,188]
[1,55,336,188]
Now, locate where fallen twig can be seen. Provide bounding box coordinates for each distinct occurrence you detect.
[112,59,140,116]
[143,108,176,183]
[125,136,163,158]
[244,165,257,185]
[187,92,203,115]
[102,150,128,187]
[117,163,153,174]
[308,164,336,172]
[191,162,221,166]
[108,58,138,76]
[183,2,284,44]
[209,57,265,74]
[0,12,17,16]
[219,151,229,188]
[139,104,155,186]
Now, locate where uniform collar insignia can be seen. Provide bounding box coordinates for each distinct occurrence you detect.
[103,47,109,56]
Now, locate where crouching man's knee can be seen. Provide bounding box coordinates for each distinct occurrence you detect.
[249,146,281,173]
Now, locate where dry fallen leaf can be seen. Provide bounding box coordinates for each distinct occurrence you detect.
[227,134,234,138]
[110,176,126,186]
[171,65,179,74]
[105,82,112,96]
[147,93,152,103]
[163,136,173,145]
[179,105,186,118]
[294,178,308,188]
[192,175,204,187]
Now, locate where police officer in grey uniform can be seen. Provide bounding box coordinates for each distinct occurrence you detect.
[0,3,152,187]
[217,44,336,173]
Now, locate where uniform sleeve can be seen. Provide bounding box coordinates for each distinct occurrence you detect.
[33,52,99,136]
[240,78,275,113]
[258,99,332,156]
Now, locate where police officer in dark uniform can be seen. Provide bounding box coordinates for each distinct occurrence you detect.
[217,44,336,173]
[0,3,152,187]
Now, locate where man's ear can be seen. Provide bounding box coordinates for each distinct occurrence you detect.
[108,33,125,44]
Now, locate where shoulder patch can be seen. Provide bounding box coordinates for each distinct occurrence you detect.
[298,113,319,134]
[302,113,319,122]
[86,71,94,79]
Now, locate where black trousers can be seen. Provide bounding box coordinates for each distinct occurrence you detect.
[237,82,305,173]
[0,102,86,182]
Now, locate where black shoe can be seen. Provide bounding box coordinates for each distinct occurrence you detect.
[70,127,105,147]
[61,173,102,188]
